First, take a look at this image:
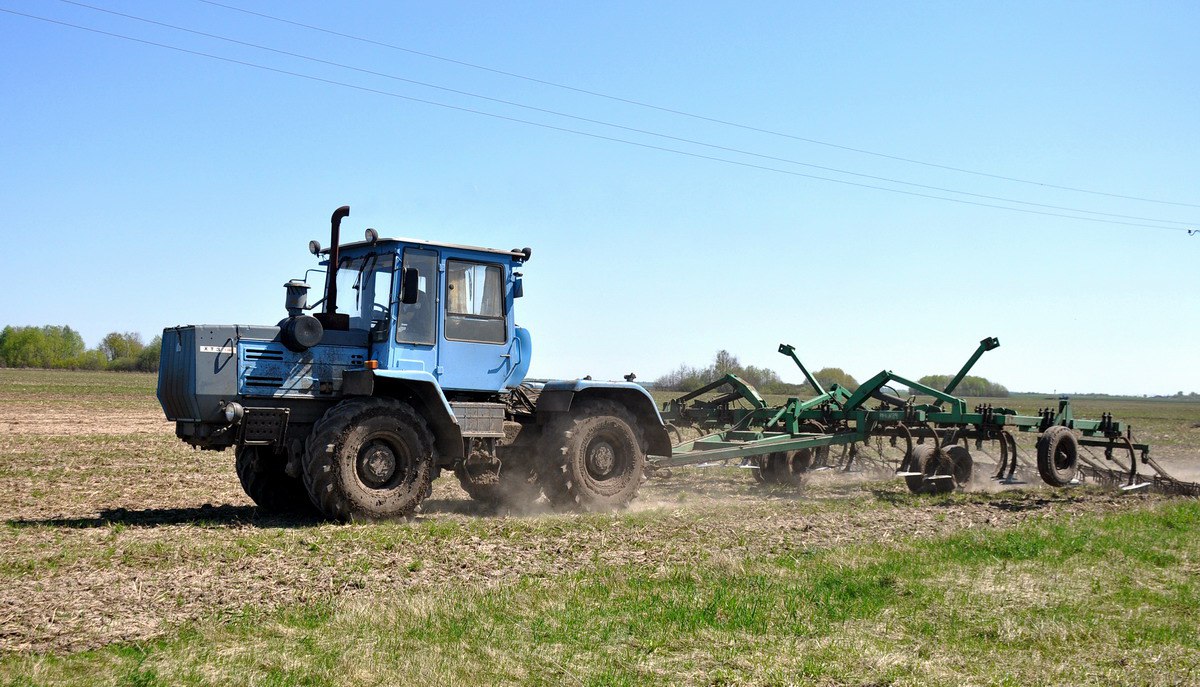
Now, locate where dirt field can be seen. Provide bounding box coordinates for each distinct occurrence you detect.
[2,369,1198,685]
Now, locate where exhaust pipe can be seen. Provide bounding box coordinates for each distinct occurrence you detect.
[316,205,351,330]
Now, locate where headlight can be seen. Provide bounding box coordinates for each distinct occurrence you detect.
[223,402,245,424]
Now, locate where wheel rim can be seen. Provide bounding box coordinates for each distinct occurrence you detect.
[356,436,409,489]
[1054,446,1073,471]
[585,438,621,480]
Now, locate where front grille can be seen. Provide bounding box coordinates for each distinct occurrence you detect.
[240,408,290,446]
[244,375,284,388]
[244,346,285,361]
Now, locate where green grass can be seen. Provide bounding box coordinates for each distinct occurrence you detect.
[4,501,1198,686]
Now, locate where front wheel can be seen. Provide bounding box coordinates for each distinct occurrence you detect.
[303,398,435,522]
[539,400,646,511]
[235,445,315,514]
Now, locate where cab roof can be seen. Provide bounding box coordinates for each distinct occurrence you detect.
[322,236,530,262]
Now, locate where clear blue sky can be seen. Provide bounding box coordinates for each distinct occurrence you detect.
[2,1,1196,395]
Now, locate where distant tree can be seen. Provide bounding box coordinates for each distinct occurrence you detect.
[915,374,1009,398]
[99,331,144,362]
[136,335,162,372]
[653,350,806,394]
[0,325,86,368]
[814,367,858,392]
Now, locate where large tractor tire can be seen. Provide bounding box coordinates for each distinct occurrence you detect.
[302,397,434,522]
[235,445,315,514]
[538,400,646,512]
[1037,425,1079,487]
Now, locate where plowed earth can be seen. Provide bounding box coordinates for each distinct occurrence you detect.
[2,370,1198,654]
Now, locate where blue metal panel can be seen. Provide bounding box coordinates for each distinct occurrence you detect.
[238,340,368,399]
[503,326,532,389]
[372,369,456,418]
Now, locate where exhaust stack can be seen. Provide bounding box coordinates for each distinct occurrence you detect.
[316,205,351,331]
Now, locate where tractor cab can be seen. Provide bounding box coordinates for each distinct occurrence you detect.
[313,234,533,395]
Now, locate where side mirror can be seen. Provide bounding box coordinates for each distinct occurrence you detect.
[513,277,524,299]
[400,267,420,305]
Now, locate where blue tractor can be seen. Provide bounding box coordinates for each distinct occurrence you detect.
[157,206,670,521]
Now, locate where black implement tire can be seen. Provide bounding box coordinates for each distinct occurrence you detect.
[235,445,315,514]
[1037,425,1079,487]
[538,400,646,512]
[303,398,434,522]
[921,444,973,494]
[946,445,974,487]
[767,449,813,487]
[751,455,768,483]
[797,422,831,467]
[905,444,934,494]
[760,453,785,484]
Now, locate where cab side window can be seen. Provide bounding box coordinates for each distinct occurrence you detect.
[445,260,506,344]
[396,249,437,346]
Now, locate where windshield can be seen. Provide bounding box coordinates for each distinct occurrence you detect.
[332,253,395,330]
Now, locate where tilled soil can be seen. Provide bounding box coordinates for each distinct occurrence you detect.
[1,373,1196,654]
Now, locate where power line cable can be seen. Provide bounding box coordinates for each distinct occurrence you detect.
[49,0,1200,228]
[0,7,1190,234]
[195,0,1200,210]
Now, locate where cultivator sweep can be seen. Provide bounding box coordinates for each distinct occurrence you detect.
[652,338,1200,497]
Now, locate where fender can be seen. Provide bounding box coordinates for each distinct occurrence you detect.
[537,379,671,457]
[342,368,464,461]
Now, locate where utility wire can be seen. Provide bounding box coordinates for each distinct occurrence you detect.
[49,0,1200,228]
[1,7,1190,234]
[196,0,1200,210]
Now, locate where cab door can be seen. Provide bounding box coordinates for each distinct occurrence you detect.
[388,248,439,375]
[436,256,513,392]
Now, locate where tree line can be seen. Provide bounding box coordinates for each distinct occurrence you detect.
[0,325,160,372]
[653,350,859,395]
[653,350,1009,398]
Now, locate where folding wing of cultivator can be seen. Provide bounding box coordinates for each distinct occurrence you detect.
[654,337,1199,497]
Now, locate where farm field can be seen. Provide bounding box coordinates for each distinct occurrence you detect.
[1,368,1199,686]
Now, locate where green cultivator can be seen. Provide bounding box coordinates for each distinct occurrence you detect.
[654,338,1198,497]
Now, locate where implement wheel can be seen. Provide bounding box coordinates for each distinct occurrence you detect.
[751,455,769,483]
[767,449,813,487]
[539,400,646,511]
[302,398,434,522]
[235,445,315,514]
[905,444,934,494]
[908,444,972,494]
[1037,425,1079,487]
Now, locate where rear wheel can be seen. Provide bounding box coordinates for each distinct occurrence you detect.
[1037,425,1079,487]
[303,398,434,522]
[235,445,315,514]
[539,400,646,511]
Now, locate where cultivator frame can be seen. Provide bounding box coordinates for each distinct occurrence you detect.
[653,338,1197,496]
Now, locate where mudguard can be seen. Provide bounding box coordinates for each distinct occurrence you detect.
[536,379,671,457]
[342,368,464,461]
